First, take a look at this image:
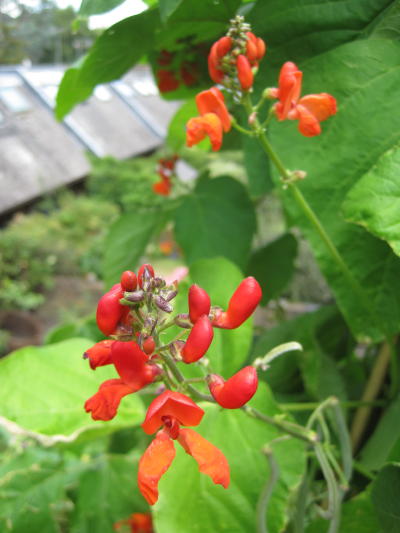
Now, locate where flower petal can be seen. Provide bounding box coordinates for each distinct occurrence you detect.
[196,88,231,132]
[298,93,337,122]
[186,113,223,151]
[138,431,176,505]
[177,428,230,488]
[111,341,155,391]
[84,339,114,370]
[84,379,133,421]
[141,390,204,435]
[296,104,322,137]
[277,61,302,119]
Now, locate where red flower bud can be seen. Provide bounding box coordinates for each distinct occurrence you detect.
[153,178,171,196]
[120,270,137,292]
[216,36,232,58]
[181,315,214,363]
[208,42,224,83]
[208,366,258,408]
[246,31,257,44]
[157,69,180,93]
[246,39,258,63]
[143,336,156,355]
[236,55,253,90]
[114,513,154,533]
[256,37,266,60]
[96,283,125,336]
[138,264,155,288]
[212,277,262,329]
[188,284,211,323]
[84,339,114,370]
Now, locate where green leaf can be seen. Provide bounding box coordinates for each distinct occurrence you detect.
[103,211,166,288]
[371,463,400,533]
[174,176,257,270]
[159,0,183,22]
[252,306,347,399]
[189,257,253,375]
[79,0,126,15]
[247,233,298,304]
[55,9,160,119]
[154,384,306,533]
[269,39,400,342]
[343,145,400,258]
[360,394,400,471]
[362,2,400,40]
[0,447,77,533]
[242,133,274,198]
[70,454,148,532]
[0,339,144,439]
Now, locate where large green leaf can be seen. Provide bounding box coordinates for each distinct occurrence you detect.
[79,0,126,15]
[70,454,148,532]
[269,39,400,342]
[153,384,306,533]
[0,339,144,439]
[158,0,183,22]
[174,176,257,270]
[360,394,400,471]
[247,233,298,305]
[343,145,400,257]
[371,463,400,533]
[103,210,166,288]
[252,306,347,399]
[55,9,160,119]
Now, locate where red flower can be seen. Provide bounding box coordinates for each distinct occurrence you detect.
[96,283,126,336]
[236,55,254,90]
[188,284,211,323]
[152,177,171,196]
[195,88,231,132]
[272,61,336,136]
[85,342,160,421]
[212,277,262,329]
[83,339,114,370]
[186,112,223,151]
[208,366,258,408]
[114,512,153,533]
[157,69,180,93]
[181,314,214,364]
[138,391,229,504]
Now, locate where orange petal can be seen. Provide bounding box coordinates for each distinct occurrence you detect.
[296,104,322,137]
[298,93,337,122]
[177,428,230,488]
[277,62,302,119]
[142,390,204,435]
[196,88,231,132]
[84,379,133,421]
[186,113,223,151]
[138,431,176,505]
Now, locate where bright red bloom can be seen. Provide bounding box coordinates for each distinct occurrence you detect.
[208,366,258,408]
[85,378,133,421]
[207,41,224,83]
[272,61,336,136]
[188,284,211,323]
[186,113,223,151]
[152,177,171,196]
[142,390,204,434]
[114,512,154,533]
[142,336,156,355]
[85,342,160,421]
[138,391,229,505]
[84,339,114,370]
[236,55,254,90]
[96,283,126,336]
[138,264,155,288]
[212,277,262,329]
[181,315,214,364]
[195,88,231,132]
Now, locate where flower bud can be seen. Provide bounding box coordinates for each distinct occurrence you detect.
[212,277,262,329]
[236,55,253,90]
[125,290,145,303]
[216,36,232,58]
[246,39,258,63]
[256,37,266,60]
[120,270,137,291]
[181,315,214,364]
[169,340,185,359]
[96,283,125,336]
[207,366,258,408]
[138,264,155,289]
[162,289,178,302]
[174,313,192,329]
[188,284,211,324]
[142,336,156,355]
[154,295,173,313]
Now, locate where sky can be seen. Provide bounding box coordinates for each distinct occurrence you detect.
[3,0,148,28]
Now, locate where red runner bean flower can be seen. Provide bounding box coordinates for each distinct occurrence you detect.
[114,512,154,533]
[208,366,258,408]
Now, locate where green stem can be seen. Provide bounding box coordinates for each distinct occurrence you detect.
[280,400,385,411]
[314,443,342,533]
[231,117,254,136]
[256,447,280,533]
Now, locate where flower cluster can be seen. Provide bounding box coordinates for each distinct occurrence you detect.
[156,48,200,93]
[152,155,178,196]
[83,264,262,504]
[185,17,336,151]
